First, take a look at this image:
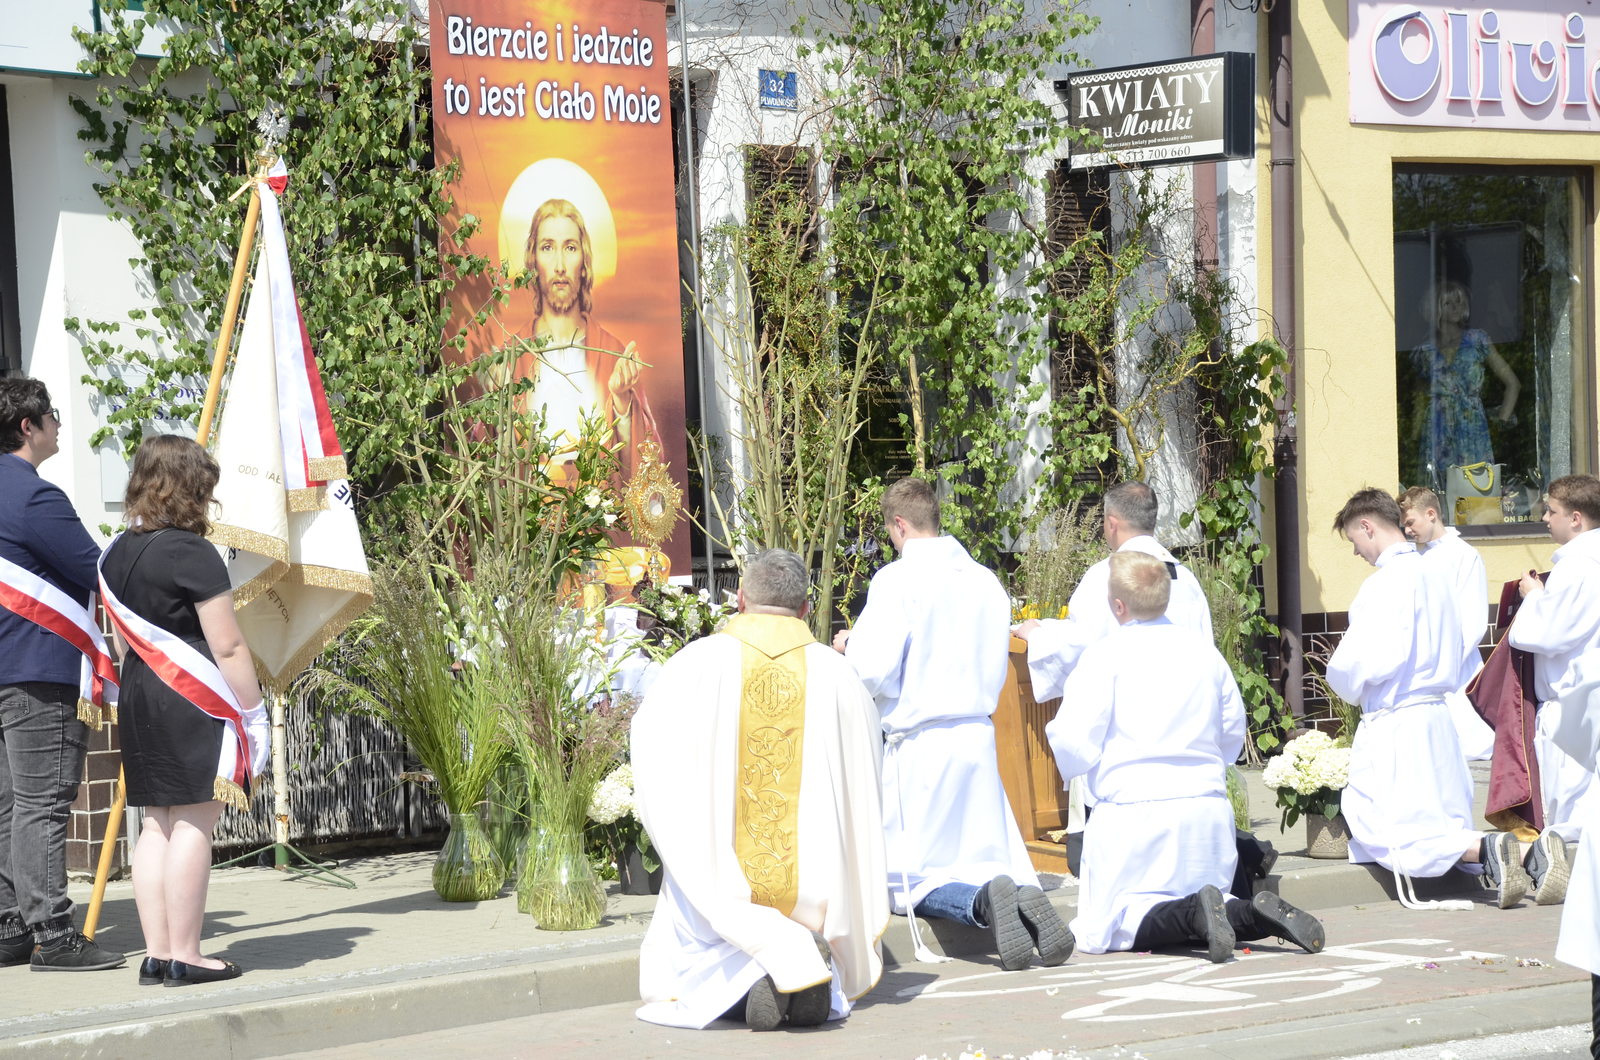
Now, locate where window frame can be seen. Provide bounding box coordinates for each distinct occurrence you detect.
[1391,161,1596,536]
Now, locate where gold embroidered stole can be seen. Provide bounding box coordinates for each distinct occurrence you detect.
[725,612,815,917]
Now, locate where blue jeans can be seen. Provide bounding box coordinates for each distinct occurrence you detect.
[0,682,88,941]
[915,882,983,927]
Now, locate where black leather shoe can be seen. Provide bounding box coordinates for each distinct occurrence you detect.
[0,933,33,967]
[137,957,170,985]
[163,959,242,987]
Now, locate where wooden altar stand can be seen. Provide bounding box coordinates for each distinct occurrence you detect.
[993,635,1073,874]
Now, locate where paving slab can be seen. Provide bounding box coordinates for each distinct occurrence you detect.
[0,763,1538,1058]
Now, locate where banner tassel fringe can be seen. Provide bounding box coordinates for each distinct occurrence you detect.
[214,777,250,813]
[76,699,114,731]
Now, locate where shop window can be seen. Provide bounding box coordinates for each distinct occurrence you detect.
[0,87,19,376]
[1393,165,1592,528]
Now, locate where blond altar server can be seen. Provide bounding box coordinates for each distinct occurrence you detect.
[1018,482,1212,704]
[1047,552,1323,961]
[1509,475,1600,849]
[1397,486,1494,760]
[1327,488,1532,909]
[632,550,888,1031]
[835,477,1070,972]
[1551,651,1600,1053]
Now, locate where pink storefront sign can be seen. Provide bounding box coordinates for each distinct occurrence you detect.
[1350,0,1600,130]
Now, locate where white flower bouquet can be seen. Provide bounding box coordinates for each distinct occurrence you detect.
[587,763,657,873]
[1261,729,1352,828]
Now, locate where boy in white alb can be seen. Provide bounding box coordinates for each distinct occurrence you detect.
[1047,552,1323,962]
[1508,474,1600,889]
[1396,486,1494,760]
[1327,488,1533,909]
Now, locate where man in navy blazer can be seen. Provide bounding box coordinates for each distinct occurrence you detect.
[0,377,124,971]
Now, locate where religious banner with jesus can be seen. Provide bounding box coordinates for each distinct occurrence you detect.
[429,0,689,580]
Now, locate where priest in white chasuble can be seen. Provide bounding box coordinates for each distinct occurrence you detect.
[1326,488,1535,910]
[632,549,889,1031]
[835,477,1071,972]
[1047,551,1324,962]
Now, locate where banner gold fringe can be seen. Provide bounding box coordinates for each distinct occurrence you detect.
[214,777,250,813]
[306,455,347,482]
[76,698,115,731]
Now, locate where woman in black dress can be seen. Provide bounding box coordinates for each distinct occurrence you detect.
[102,436,264,986]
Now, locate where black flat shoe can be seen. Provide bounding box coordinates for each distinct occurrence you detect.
[163,959,242,987]
[137,957,170,985]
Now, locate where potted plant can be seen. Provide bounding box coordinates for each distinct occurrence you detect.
[305,555,509,901]
[588,763,660,895]
[1262,730,1353,858]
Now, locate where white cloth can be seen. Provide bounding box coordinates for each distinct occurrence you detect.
[1535,700,1600,843]
[1553,652,1600,976]
[1025,535,1213,703]
[1508,528,1600,840]
[1045,619,1244,952]
[632,615,889,1028]
[1507,528,1600,703]
[1073,797,1237,953]
[1420,529,1494,760]
[1342,700,1479,876]
[1328,542,1477,878]
[844,535,1037,910]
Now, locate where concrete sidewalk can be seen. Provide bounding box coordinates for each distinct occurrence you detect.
[0,765,1508,1057]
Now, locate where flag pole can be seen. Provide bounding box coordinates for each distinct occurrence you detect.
[83,160,270,941]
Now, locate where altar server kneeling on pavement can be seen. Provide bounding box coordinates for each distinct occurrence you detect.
[1327,488,1542,910]
[1046,551,1325,962]
[836,476,1072,972]
[632,549,889,1031]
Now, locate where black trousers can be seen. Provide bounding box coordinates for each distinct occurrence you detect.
[1130,892,1269,951]
[1591,974,1599,1060]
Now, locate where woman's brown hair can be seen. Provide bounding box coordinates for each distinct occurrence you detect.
[123,435,220,536]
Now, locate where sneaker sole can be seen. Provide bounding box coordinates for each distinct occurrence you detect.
[1016,886,1075,967]
[1533,834,1571,907]
[1251,891,1325,954]
[785,932,834,1028]
[1492,833,1530,909]
[745,975,787,1031]
[987,876,1034,972]
[1195,885,1235,964]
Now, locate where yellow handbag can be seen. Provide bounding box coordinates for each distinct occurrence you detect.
[1448,462,1503,525]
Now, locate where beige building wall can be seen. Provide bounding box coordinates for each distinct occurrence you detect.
[1268,0,1598,616]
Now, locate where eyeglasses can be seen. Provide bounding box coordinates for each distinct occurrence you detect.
[47,408,60,423]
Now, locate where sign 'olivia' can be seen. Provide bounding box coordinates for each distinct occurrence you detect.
[1350,0,1600,129]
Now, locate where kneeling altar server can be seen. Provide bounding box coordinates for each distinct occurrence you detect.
[632,549,888,1031]
[1047,551,1325,962]
[836,477,1071,972]
[1328,488,1534,909]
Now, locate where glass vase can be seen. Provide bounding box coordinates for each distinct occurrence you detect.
[515,816,556,915]
[481,764,530,886]
[523,824,606,930]
[433,812,506,902]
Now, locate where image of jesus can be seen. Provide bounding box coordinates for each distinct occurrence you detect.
[514,197,653,476]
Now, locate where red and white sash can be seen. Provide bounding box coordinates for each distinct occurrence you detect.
[97,538,255,810]
[0,554,119,729]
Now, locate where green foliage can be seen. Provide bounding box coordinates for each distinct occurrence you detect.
[71,0,497,551]
[1013,501,1107,618]
[301,553,508,817]
[694,170,884,637]
[810,0,1098,566]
